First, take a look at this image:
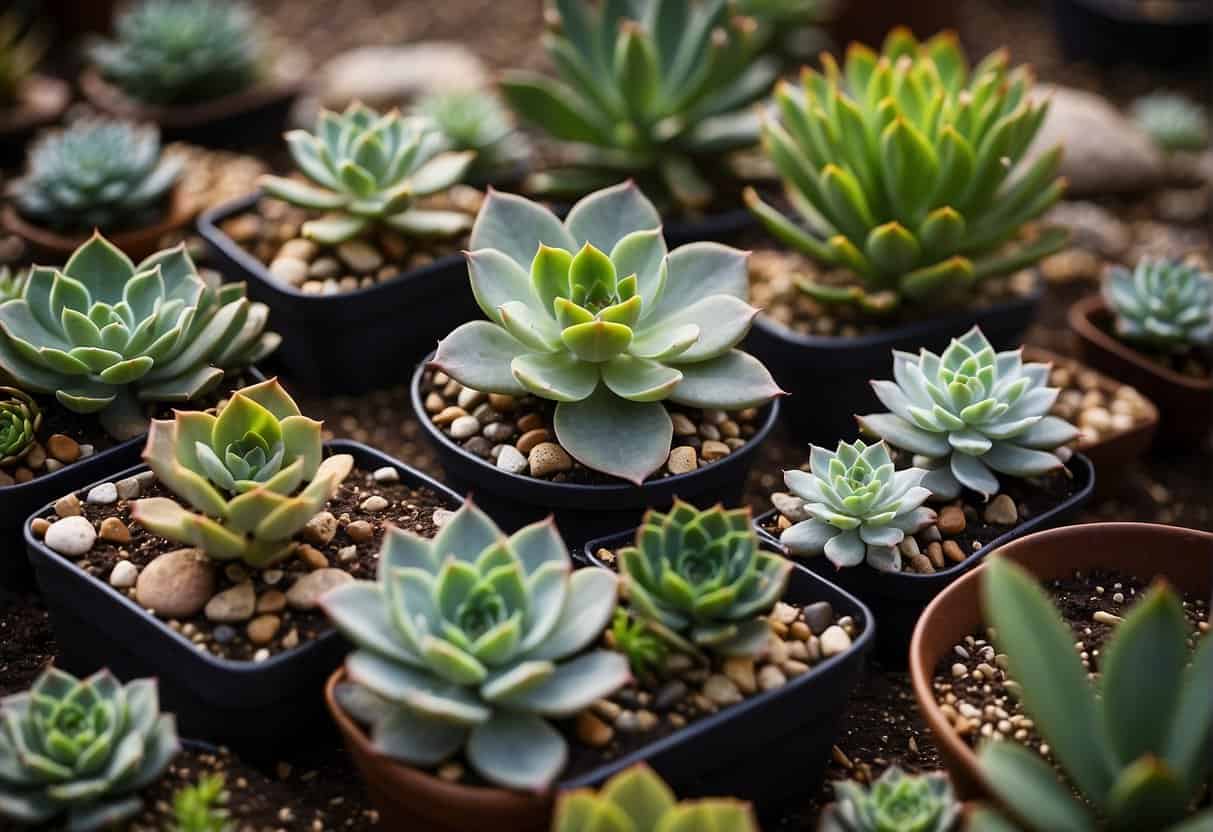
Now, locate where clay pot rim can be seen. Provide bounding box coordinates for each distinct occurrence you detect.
[0,75,71,133]
[1068,294,1213,393]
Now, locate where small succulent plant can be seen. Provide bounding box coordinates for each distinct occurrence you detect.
[968,557,1213,832]
[553,763,759,831]
[820,767,961,832]
[0,267,26,303]
[0,386,40,467]
[322,501,629,790]
[0,668,180,830]
[10,119,183,233]
[746,28,1067,311]
[619,499,791,659]
[132,378,352,567]
[1103,257,1213,354]
[780,440,936,572]
[609,607,668,680]
[432,182,781,483]
[258,101,476,245]
[1132,92,1209,153]
[859,326,1077,500]
[87,0,263,106]
[170,774,232,832]
[416,89,529,180]
[0,13,46,104]
[500,0,777,210]
[0,234,278,440]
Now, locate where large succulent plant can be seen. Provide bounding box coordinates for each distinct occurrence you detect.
[10,119,183,233]
[1132,92,1209,153]
[967,557,1213,832]
[746,28,1067,311]
[416,89,530,181]
[432,182,781,483]
[0,386,40,467]
[858,326,1077,500]
[553,763,758,831]
[500,0,777,210]
[618,499,792,658]
[0,234,278,440]
[321,501,629,790]
[0,13,46,104]
[132,378,352,567]
[1102,257,1213,354]
[258,101,476,245]
[820,767,962,832]
[780,440,936,572]
[87,0,263,106]
[0,668,179,831]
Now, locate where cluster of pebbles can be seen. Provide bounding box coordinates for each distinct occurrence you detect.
[1045,358,1155,444]
[0,433,95,486]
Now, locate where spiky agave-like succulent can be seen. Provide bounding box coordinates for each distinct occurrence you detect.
[618,499,792,658]
[432,182,781,484]
[820,767,962,832]
[0,13,46,104]
[746,28,1067,311]
[1103,257,1213,354]
[0,234,278,440]
[87,0,263,107]
[0,668,179,831]
[0,386,40,467]
[780,440,936,572]
[500,0,777,210]
[1131,92,1209,153]
[258,101,476,245]
[416,89,529,180]
[321,501,629,791]
[169,774,231,832]
[553,763,759,832]
[609,607,668,680]
[858,326,1078,500]
[131,378,352,567]
[10,119,182,233]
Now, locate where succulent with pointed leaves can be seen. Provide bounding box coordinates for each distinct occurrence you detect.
[780,440,936,572]
[500,0,777,211]
[1103,257,1213,354]
[966,558,1213,832]
[432,182,781,484]
[0,668,179,831]
[859,326,1077,500]
[0,386,40,467]
[0,267,26,303]
[416,89,529,180]
[169,774,231,832]
[131,378,352,567]
[553,763,759,832]
[0,234,279,440]
[321,501,629,791]
[746,27,1067,311]
[0,13,46,104]
[609,608,668,680]
[258,101,475,245]
[1132,92,1209,153]
[820,766,961,832]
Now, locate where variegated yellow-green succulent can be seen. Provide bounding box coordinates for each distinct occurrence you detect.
[131,378,353,567]
[0,386,40,467]
[746,27,1067,311]
[0,234,278,440]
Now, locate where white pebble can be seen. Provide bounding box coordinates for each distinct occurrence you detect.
[433,508,455,527]
[109,561,138,588]
[360,495,389,512]
[44,516,96,557]
[86,482,118,505]
[450,415,481,439]
[115,476,142,500]
[371,466,400,483]
[496,445,528,474]
[78,444,94,459]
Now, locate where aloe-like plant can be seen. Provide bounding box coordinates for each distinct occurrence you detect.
[858,326,1078,500]
[321,501,629,790]
[500,0,777,210]
[169,774,232,832]
[967,557,1213,832]
[258,101,476,245]
[0,386,40,467]
[1102,257,1213,354]
[553,763,758,831]
[131,377,352,566]
[1131,92,1209,153]
[432,182,781,483]
[0,12,46,104]
[0,668,180,830]
[780,439,936,572]
[416,89,529,180]
[820,767,962,832]
[0,234,278,440]
[746,27,1067,311]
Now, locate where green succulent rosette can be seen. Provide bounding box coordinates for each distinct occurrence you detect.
[1103,257,1213,354]
[1132,92,1209,153]
[821,767,961,832]
[416,89,529,180]
[0,386,40,467]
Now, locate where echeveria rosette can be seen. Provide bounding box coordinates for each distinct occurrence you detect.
[131,378,353,567]
[432,182,782,484]
[0,234,279,440]
[416,89,530,181]
[1131,92,1209,154]
[0,386,40,467]
[0,668,179,831]
[320,501,629,791]
[258,101,476,246]
[619,499,792,659]
[858,326,1078,500]
[780,440,936,572]
[821,767,961,832]
[1103,257,1213,354]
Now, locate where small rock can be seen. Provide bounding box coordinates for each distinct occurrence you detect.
[432,508,454,527]
[937,506,966,535]
[263,569,283,585]
[784,660,810,677]
[667,446,698,475]
[279,238,318,261]
[98,517,131,543]
[758,664,787,691]
[136,549,215,619]
[204,581,256,623]
[212,625,236,644]
[909,553,935,574]
[449,415,480,439]
[345,520,374,543]
[337,545,357,562]
[456,387,485,409]
[671,412,697,436]
[926,541,945,569]
[77,444,94,459]
[772,601,799,625]
[115,476,142,500]
[257,590,287,614]
[281,628,299,649]
[86,482,117,505]
[771,492,811,523]
[53,493,81,518]
[653,680,688,710]
[286,568,354,610]
[803,601,834,635]
[984,494,1018,525]
[247,614,281,645]
[296,543,329,570]
[269,257,309,286]
[820,625,852,657]
[496,445,528,474]
[29,517,50,538]
[317,42,490,110]
[47,434,80,464]
[303,512,338,546]
[700,440,730,462]
[942,540,966,563]
[722,656,757,695]
[433,405,466,425]
[360,495,389,512]
[336,239,383,274]
[372,466,399,483]
[308,257,340,279]
[575,711,614,747]
[44,516,96,557]
[109,560,138,589]
[529,442,573,477]
[516,428,550,454]
[517,412,544,432]
[703,674,743,706]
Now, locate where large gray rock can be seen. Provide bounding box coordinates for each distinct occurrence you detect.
[317,43,489,110]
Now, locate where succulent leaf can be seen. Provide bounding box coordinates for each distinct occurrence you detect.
[416,89,530,179]
[1102,257,1213,354]
[819,766,963,832]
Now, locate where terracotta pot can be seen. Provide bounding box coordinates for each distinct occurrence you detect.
[1022,346,1158,497]
[0,76,71,167]
[324,669,551,832]
[1068,294,1212,449]
[909,522,1213,800]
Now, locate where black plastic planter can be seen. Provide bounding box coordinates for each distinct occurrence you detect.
[1051,0,1211,70]
[744,284,1042,445]
[23,439,461,754]
[412,358,780,547]
[198,193,479,394]
[755,453,1095,666]
[580,529,873,811]
[663,208,755,247]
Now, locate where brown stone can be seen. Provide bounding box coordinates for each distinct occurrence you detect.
[296,543,329,570]
[30,517,50,538]
[204,581,256,623]
[303,511,338,546]
[529,443,573,477]
[700,440,731,462]
[667,446,698,475]
[136,549,216,619]
[47,434,80,464]
[575,711,614,747]
[247,614,281,645]
[942,540,966,563]
[256,590,287,614]
[515,428,550,454]
[345,520,374,543]
[516,412,545,433]
[53,493,81,518]
[926,541,945,569]
[98,517,131,543]
[286,568,354,610]
[937,505,966,535]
